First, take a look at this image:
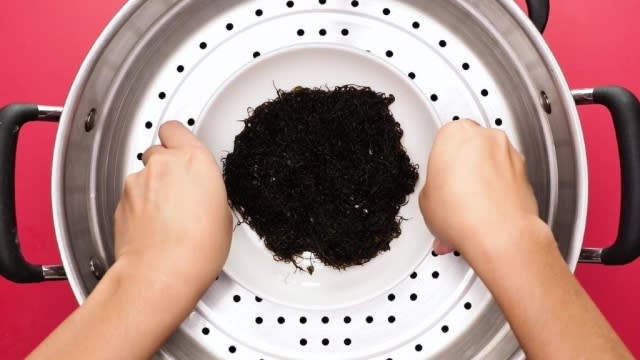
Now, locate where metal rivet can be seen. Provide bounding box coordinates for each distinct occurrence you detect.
[85,108,96,132]
[540,91,552,114]
[89,257,105,279]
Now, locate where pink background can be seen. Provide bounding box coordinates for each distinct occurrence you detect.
[0,0,638,358]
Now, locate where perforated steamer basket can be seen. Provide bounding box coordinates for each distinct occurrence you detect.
[61,1,573,358]
[2,0,640,359]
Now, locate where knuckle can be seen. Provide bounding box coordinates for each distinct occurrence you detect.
[121,174,140,201]
[459,118,479,128]
[123,173,138,189]
[146,155,170,175]
[440,121,458,132]
[438,119,482,141]
[438,121,466,140]
[516,153,528,172]
[494,129,508,140]
[489,129,509,146]
[418,185,430,208]
[183,146,210,163]
[114,202,123,219]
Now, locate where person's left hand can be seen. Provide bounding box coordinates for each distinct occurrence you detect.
[114,121,232,300]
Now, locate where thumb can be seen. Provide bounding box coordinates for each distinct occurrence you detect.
[432,238,455,255]
[159,120,202,149]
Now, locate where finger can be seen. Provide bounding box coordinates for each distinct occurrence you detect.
[121,171,142,200]
[510,148,526,176]
[458,118,482,127]
[158,120,201,149]
[432,238,456,255]
[439,118,481,134]
[525,183,539,214]
[142,145,167,166]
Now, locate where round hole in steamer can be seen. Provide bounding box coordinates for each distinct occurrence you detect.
[297,29,305,36]
[255,9,263,16]
[464,302,472,310]
[481,89,489,97]
[136,153,143,161]
[344,316,352,324]
[351,0,359,7]
[442,325,450,333]
[410,271,417,279]
[187,118,195,126]
[176,65,184,73]
[388,315,396,323]
[321,316,329,324]
[495,118,503,126]
[226,23,234,31]
[383,8,391,15]
[462,62,470,70]
[439,40,447,47]
[319,0,326,4]
[385,50,394,58]
[233,294,241,302]
[430,94,438,102]
[158,92,166,100]
[322,338,330,346]
[145,121,153,129]
[453,115,460,121]
[253,51,261,58]
[408,72,416,79]
[344,338,352,346]
[454,250,461,257]
[431,250,438,257]
[299,316,307,324]
[415,344,423,352]
[366,316,374,323]
[277,316,285,324]
[255,316,263,324]
[341,28,349,36]
[255,296,263,302]
[286,0,294,8]
[199,42,207,49]
[388,293,396,301]
[201,327,210,335]
[432,271,440,279]
[319,28,327,36]
[412,21,420,29]
[229,345,237,353]
[410,293,418,301]
[300,338,307,346]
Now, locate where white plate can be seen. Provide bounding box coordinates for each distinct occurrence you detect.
[196,43,440,309]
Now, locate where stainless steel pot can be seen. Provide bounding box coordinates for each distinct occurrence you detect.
[1,0,639,359]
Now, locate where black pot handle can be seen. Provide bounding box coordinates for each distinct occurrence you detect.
[574,87,640,265]
[0,104,66,283]
[525,0,550,33]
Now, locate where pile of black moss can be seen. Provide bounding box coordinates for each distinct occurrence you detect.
[223,85,418,272]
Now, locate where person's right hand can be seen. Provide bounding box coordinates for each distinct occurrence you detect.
[419,119,547,257]
[417,120,634,360]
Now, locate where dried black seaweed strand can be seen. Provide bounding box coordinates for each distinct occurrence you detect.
[223,85,418,271]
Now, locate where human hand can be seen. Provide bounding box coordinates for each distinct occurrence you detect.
[114,121,232,300]
[419,119,545,257]
[417,120,633,360]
